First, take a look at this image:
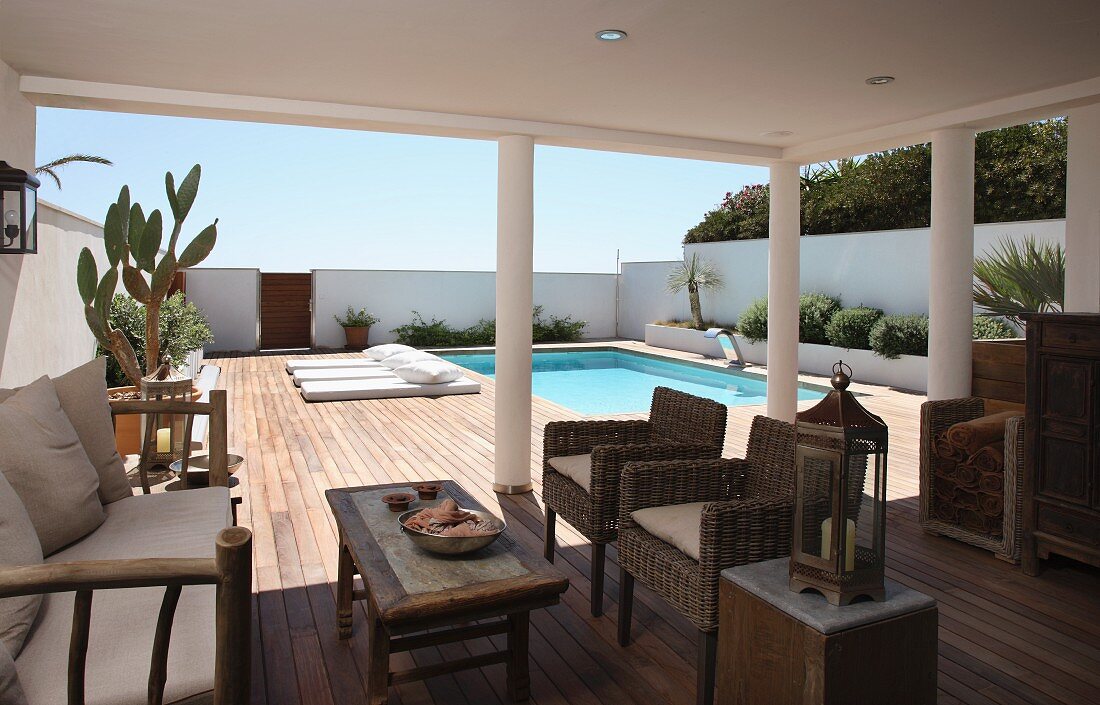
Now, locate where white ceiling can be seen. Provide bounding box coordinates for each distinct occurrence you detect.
[2,0,1099,159]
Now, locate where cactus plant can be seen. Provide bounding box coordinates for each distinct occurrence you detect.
[77,165,218,388]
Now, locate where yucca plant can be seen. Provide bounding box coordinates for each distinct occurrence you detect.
[77,165,218,387]
[666,253,725,330]
[973,236,1064,327]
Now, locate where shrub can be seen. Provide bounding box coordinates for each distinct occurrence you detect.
[334,306,380,327]
[799,293,842,345]
[738,297,769,342]
[532,306,586,343]
[826,306,884,350]
[973,316,1017,340]
[101,293,214,387]
[390,307,585,347]
[869,314,929,359]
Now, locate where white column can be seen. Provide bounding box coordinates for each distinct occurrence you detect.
[766,161,800,421]
[494,135,535,494]
[1065,102,1100,313]
[928,128,976,401]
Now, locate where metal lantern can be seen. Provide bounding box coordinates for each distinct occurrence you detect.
[0,161,39,254]
[139,362,194,466]
[789,361,889,605]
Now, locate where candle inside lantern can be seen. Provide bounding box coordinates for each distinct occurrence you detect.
[820,517,856,571]
[156,427,171,454]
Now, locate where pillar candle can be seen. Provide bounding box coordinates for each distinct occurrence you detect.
[156,427,172,454]
[820,517,856,571]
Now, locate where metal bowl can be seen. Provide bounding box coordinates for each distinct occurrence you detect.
[169,454,245,485]
[398,508,506,555]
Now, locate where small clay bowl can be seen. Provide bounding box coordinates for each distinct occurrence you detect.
[381,492,415,512]
[412,483,443,501]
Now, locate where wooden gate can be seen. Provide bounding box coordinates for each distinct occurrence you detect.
[260,273,312,349]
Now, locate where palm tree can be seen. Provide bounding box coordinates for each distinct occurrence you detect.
[973,236,1064,327]
[666,253,725,329]
[35,154,113,189]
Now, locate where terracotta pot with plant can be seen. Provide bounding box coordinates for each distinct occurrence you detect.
[77,164,219,453]
[335,307,380,350]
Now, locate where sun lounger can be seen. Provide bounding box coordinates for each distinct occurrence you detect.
[299,376,481,402]
[292,367,397,386]
[284,357,383,374]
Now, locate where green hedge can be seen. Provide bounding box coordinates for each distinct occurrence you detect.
[869,314,929,359]
[391,306,586,347]
[826,306,884,350]
[799,293,842,345]
[973,316,1016,340]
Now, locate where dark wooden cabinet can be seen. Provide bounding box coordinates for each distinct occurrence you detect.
[1022,313,1100,575]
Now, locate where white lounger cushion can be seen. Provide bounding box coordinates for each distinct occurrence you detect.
[284,358,382,374]
[393,360,463,384]
[380,350,442,369]
[365,344,416,360]
[300,376,481,402]
[292,367,397,386]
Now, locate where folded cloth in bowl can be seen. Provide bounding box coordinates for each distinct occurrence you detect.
[403,499,497,536]
[946,411,1017,456]
[969,442,1004,473]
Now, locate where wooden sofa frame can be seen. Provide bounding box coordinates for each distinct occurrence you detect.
[0,390,252,705]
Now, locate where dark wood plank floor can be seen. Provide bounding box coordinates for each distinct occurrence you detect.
[207,349,1100,705]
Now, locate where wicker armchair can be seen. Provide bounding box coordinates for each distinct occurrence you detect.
[616,415,795,705]
[919,397,1024,562]
[542,386,727,616]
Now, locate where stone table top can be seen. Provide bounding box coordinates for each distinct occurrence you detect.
[722,558,936,635]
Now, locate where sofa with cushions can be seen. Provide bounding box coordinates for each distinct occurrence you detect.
[0,358,250,705]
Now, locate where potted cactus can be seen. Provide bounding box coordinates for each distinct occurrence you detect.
[77,164,218,453]
[334,307,380,350]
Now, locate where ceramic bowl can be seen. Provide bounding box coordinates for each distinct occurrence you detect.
[398,508,506,555]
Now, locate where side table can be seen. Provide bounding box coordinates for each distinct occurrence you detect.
[717,558,937,705]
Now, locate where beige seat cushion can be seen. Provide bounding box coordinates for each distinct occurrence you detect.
[631,502,708,562]
[15,487,230,705]
[547,454,592,491]
[0,641,28,705]
[0,359,132,505]
[0,377,105,556]
[0,473,42,658]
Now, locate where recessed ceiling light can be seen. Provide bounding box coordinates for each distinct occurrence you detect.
[762,130,793,137]
[596,29,628,41]
[866,76,894,85]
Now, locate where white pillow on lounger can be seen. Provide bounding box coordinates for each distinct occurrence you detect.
[381,350,442,369]
[365,343,416,361]
[393,360,463,384]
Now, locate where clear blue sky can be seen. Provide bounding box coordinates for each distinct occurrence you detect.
[35,108,766,273]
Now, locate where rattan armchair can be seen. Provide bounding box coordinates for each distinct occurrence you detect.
[616,415,795,705]
[542,386,727,616]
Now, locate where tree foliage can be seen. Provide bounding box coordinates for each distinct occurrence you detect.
[684,118,1067,243]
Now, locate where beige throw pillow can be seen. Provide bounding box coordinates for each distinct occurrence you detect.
[0,359,132,505]
[0,471,42,658]
[0,639,29,705]
[0,377,106,555]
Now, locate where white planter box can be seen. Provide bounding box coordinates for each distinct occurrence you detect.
[644,325,927,392]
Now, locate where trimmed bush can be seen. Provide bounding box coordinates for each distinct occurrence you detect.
[738,297,769,342]
[390,306,585,347]
[973,316,1017,340]
[826,306,884,350]
[869,314,929,359]
[799,293,842,345]
[102,293,214,388]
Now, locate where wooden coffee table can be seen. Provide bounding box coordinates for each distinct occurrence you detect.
[326,480,568,704]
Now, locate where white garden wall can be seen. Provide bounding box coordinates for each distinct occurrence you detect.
[311,269,617,348]
[184,268,260,352]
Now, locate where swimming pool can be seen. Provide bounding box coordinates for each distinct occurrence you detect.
[439,349,828,415]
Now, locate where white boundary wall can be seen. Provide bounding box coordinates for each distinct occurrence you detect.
[184,268,260,352]
[622,219,1066,333]
[311,269,617,348]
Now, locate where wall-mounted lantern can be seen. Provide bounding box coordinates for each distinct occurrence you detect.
[789,361,889,605]
[0,161,39,254]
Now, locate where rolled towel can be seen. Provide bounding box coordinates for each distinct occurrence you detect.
[946,411,1017,456]
[978,472,1004,494]
[935,434,967,463]
[933,502,958,523]
[957,508,997,535]
[977,492,1004,518]
[956,464,980,489]
[955,487,979,510]
[933,476,958,502]
[935,460,959,480]
[969,442,1005,473]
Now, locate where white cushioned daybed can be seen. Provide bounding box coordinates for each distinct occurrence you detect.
[300,375,481,402]
[283,343,420,374]
[295,346,480,402]
[292,367,396,386]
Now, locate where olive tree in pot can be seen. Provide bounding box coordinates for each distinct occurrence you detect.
[334,307,380,350]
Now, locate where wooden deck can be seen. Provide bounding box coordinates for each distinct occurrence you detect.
[209,349,1100,705]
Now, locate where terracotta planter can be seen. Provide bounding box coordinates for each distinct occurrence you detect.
[108,384,202,458]
[342,325,371,350]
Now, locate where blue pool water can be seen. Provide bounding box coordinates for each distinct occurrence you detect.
[440,349,827,415]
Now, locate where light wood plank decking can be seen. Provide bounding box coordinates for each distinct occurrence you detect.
[209,350,1100,705]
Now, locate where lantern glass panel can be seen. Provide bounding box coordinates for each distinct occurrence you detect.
[24,189,35,251]
[844,451,873,571]
[797,449,837,566]
[2,187,21,249]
